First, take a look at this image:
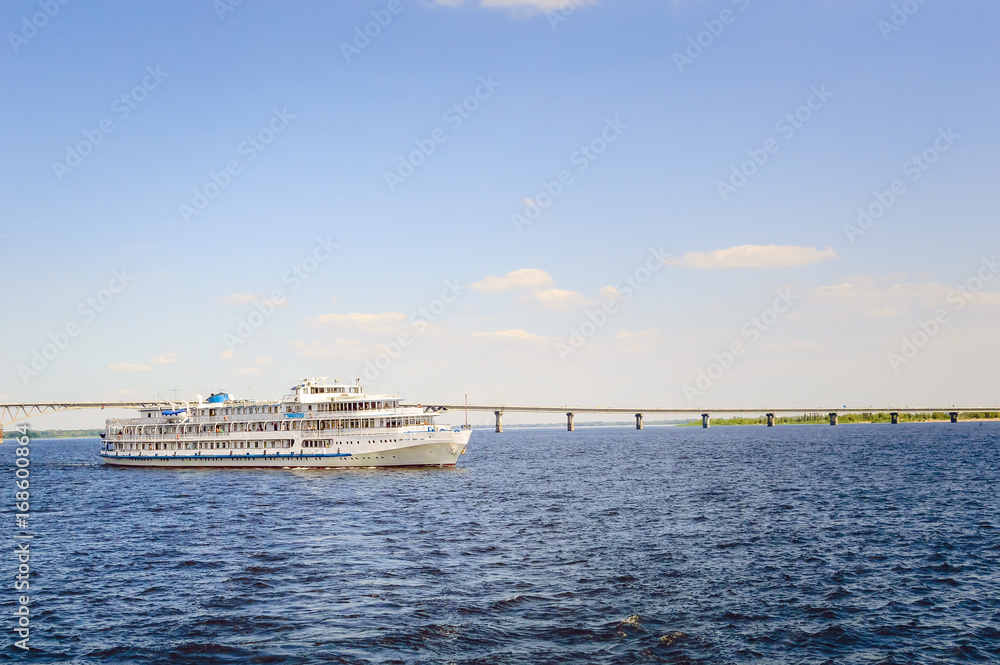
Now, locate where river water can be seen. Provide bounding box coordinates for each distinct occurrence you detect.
[2,423,999,663]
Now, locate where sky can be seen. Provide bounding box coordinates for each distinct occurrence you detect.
[2,0,999,429]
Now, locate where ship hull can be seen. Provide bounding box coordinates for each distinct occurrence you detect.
[101,431,472,469]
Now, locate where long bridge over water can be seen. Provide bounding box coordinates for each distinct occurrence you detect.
[420,404,1000,431]
[1,401,996,431]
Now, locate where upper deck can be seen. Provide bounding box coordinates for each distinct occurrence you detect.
[113,377,424,428]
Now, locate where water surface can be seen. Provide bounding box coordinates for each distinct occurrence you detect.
[3,423,999,663]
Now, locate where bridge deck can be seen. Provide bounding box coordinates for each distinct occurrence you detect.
[2,401,996,428]
[420,405,999,415]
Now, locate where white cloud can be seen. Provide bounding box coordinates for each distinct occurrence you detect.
[293,338,366,358]
[254,357,270,365]
[109,363,151,373]
[599,285,621,300]
[472,268,553,294]
[472,328,551,342]
[310,312,407,335]
[671,244,837,269]
[221,350,234,360]
[152,354,176,365]
[517,287,586,309]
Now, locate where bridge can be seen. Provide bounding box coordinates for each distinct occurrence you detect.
[0,401,994,432]
[1,401,172,428]
[419,404,1000,431]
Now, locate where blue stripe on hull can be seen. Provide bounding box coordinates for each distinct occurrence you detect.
[102,453,353,461]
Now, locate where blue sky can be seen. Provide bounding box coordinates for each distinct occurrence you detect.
[3,0,999,428]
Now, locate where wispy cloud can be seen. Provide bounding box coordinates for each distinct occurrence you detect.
[152,354,176,365]
[815,276,1000,318]
[218,292,287,306]
[293,338,366,358]
[617,329,661,354]
[517,287,586,309]
[218,292,257,305]
[472,268,553,294]
[670,244,837,269]
[472,328,551,342]
[310,312,407,335]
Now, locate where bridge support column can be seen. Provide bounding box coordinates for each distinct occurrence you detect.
[566,412,574,431]
[829,413,838,426]
[950,411,959,423]
[701,413,710,429]
[890,412,899,425]
[635,413,643,430]
[766,413,775,427]
[494,411,503,433]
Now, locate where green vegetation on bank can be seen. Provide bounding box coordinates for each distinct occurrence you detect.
[680,412,1000,426]
[3,429,103,439]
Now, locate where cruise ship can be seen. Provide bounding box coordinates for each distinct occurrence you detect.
[99,378,472,468]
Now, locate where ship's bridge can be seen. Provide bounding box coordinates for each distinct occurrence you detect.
[286,377,368,404]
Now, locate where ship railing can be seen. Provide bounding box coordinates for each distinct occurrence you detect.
[114,425,431,442]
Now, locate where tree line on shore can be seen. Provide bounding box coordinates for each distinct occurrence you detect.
[2,429,104,439]
[681,412,1000,426]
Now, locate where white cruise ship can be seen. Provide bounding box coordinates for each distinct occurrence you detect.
[99,378,472,468]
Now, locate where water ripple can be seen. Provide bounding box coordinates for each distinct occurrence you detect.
[2,424,999,663]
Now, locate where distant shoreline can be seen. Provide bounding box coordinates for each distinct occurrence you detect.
[2,429,103,439]
[678,412,1000,427]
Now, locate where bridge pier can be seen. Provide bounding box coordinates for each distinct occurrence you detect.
[890,412,899,425]
[566,412,575,431]
[766,413,775,427]
[950,411,959,423]
[829,412,838,426]
[635,413,643,430]
[701,413,710,429]
[494,410,503,433]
